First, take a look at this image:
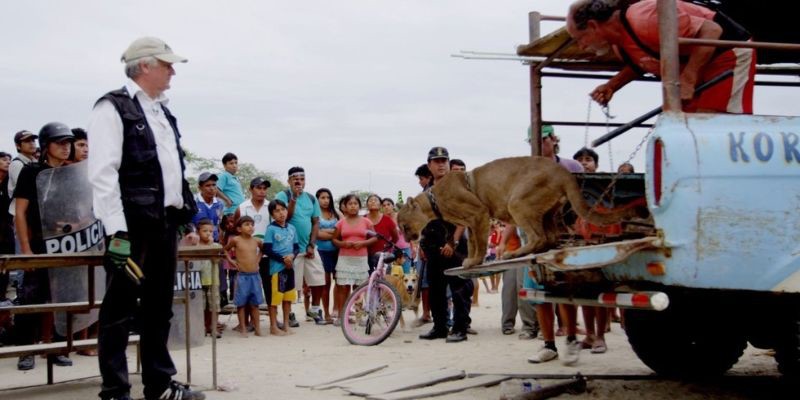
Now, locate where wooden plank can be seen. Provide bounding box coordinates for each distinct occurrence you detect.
[313,370,399,390]
[0,297,183,314]
[0,335,140,358]
[467,372,660,380]
[368,375,509,400]
[337,368,439,391]
[0,245,222,271]
[0,301,101,314]
[297,364,387,388]
[346,368,465,397]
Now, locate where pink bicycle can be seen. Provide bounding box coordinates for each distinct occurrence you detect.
[340,231,402,346]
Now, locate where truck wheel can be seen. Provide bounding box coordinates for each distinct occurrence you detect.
[625,306,746,377]
[774,308,800,377]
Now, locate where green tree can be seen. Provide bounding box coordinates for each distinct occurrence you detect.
[183,149,286,198]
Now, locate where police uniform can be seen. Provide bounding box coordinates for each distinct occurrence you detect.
[418,147,473,341]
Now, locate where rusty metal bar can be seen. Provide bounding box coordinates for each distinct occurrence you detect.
[592,69,732,147]
[539,15,566,22]
[679,37,800,51]
[0,247,222,391]
[657,0,682,112]
[211,260,219,389]
[184,260,192,384]
[541,71,800,87]
[542,71,659,81]
[0,246,221,271]
[528,11,540,44]
[532,40,575,74]
[544,120,654,129]
[88,265,95,308]
[529,12,543,157]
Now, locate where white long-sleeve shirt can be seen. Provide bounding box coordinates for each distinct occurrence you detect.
[87,80,183,235]
[7,153,33,216]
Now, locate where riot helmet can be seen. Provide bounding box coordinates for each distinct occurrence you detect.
[38,122,74,148]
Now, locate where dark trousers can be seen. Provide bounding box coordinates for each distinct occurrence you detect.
[98,221,178,399]
[14,269,50,346]
[427,260,473,334]
[0,271,8,300]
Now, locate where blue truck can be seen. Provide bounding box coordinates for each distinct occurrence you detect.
[450,0,800,378]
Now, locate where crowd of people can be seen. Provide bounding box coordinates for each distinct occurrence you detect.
[0,121,636,380]
[0,1,756,398]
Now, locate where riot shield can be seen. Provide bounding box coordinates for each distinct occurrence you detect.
[37,161,106,336]
[169,259,205,349]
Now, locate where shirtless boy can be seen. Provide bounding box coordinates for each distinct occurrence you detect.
[224,216,264,337]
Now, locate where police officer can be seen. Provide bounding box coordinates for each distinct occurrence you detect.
[87,37,202,400]
[417,146,473,343]
[13,122,76,370]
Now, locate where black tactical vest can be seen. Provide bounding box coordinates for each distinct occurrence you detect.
[96,87,193,227]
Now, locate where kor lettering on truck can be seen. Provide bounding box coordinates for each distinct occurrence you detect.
[728,132,800,163]
[45,220,104,254]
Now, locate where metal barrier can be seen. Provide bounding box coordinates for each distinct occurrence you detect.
[0,245,223,389]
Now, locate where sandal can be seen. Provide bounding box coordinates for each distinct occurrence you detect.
[591,339,607,354]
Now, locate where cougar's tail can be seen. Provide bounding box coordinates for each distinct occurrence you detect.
[561,170,638,226]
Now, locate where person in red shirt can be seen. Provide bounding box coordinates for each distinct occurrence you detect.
[567,0,755,113]
[365,194,399,273]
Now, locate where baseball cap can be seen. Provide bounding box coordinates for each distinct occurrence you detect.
[198,172,218,184]
[121,37,188,64]
[14,130,38,144]
[250,177,271,188]
[526,125,555,143]
[427,146,449,161]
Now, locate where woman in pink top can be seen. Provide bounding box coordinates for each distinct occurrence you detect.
[332,194,376,323]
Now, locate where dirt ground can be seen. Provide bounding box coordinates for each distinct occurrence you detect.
[0,285,791,399]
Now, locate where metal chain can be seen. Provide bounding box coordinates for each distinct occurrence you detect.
[584,97,592,147]
[588,126,655,215]
[604,104,614,169]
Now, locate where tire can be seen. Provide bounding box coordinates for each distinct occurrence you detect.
[341,279,402,346]
[625,304,746,378]
[774,304,800,377]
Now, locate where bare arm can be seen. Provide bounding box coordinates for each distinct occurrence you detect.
[441,225,466,257]
[331,226,349,249]
[317,228,335,240]
[307,216,319,257]
[224,238,238,268]
[214,188,232,208]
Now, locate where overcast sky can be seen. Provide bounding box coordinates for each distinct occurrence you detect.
[1,1,796,202]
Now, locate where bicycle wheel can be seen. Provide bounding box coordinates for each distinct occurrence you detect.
[341,279,402,346]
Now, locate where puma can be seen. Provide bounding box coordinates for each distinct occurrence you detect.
[397,156,639,268]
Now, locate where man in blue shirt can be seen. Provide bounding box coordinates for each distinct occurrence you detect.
[192,172,224,241]
[216,152,245,215]
[275,166,326,324]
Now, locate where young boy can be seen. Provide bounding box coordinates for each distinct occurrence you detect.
[216,152,245,216]
[194,219,222,338]
[263,199,299,336]
[224,216,264,337]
